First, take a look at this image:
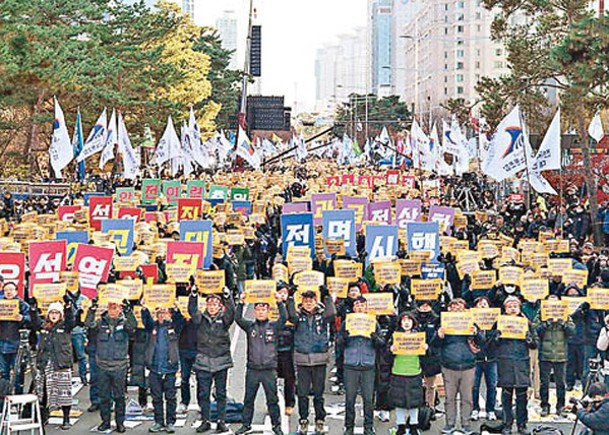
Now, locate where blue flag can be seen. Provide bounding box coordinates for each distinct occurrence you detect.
[365,224,398,265]
[322,209,356,257]
[179,220,213,268]
[406,222,440,261]
[280,213,315,258]
[72,109,85,181]
[102,219,135,256]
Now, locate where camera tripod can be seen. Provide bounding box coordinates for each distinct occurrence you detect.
[9,330,37,396]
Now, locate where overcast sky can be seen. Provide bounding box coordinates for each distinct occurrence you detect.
[194,0,367,113]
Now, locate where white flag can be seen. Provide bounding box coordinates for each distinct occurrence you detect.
[411,119,432,171]
[531,108,561,172]
[153,116,181,167]
[49,97,73,178]
[235,126,261,170]
[528,170,557,195]
[77,108,107,162]
[379,126,391,145]
[117,112,139,180]
[442,119,460,156]
[588,111,604,143]
[188,108,209,168]
[180,122,194,176]
[482,105,531,182]
[99,109,117,169]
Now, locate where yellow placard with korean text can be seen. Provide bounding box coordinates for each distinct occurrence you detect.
[497,315,528,340]
[589,288,609,310]
[0,300,19,321]
[272,264,289,283]
[411,279,442,300]
[393,331,426,355]
[471,270,496,290]
[499,266,523,286]
[195,270,225,294]
[456,260,480,279]
[33,283,67,302]
[398,259,421,276]
[113,255,141,272]
[60,271,79,293]
[366,293,394,316]
[327,277,350,298]
[471,308,500,330]
[563,296,588,314]
[166,263,197,283]
[143,284,176,310]
[334,260,363,280]
[562,269,588,288]
[293,270,325,288]
[374,262,402,286]
[541,300,568,321]
[99,284,129,305]
[442,311,474,335]
[345,313,376,337]
[244,280,276,304]
[547,259,572,276]
[117,279,144,300]
[520,279,549,302]
[288,256,313,275]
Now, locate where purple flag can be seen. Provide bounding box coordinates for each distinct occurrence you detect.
[428,205,456,235]
[342,196,369,232]
[367,200,392,224]
[311,192,337,226]
[395,199,422,229]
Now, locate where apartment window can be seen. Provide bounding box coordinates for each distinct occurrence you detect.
[456,49,464,58]
[494,61,504,68]
[456,62,464,70]
[445,3,449,11]
[445,63,449,70]
[457,1,464,8]
[444,51,448,59]
[476,49,481,57]
[445,87,448,95]
[444,76,448,83]
[445,15,449,23]
[475,61,480,69]
[457,39,464,45]
[457,25,464,33]
[475,74,481,81]
[477,25,482,31]
[457,14,464,21]
[457,86,464,94]
[445,27,449,35]
[476,12,481,19]
[456,74,464,82]
[496,48,503,56]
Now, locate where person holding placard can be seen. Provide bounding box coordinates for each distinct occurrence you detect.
[188,289,235,434]
[335,282,364,394]
[177,296,200,414]
[534,294,575,417]
[276,284,296,416]
[340,297,383,435]
[562,284,587,391]
[412,301,441,413]
[571,289,604,384]
[85,298,137,433]
[471,297,498,422]
[388,312,425,435]
[233,290,287,435]
[64,283,90,386]
[491,296,538,435]
[141,305,185,433]
[0,281,30,394]
[432,298,483,435]
[287,286,336,435]
[35,299,74,430]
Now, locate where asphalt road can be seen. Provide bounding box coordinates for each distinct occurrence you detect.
[40,310,580,435]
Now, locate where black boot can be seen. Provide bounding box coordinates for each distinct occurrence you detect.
[60,406,71,430]
[408,424,421,435]
[396,425,406,435]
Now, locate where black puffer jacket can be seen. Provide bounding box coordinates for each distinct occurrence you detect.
[188,294,235,372]
[37,305,74,370]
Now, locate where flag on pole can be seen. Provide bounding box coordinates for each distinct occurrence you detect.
[235,126,261,170]
[77,108,107,162]
[99,109,117,169]
[117,111,139,180]
[153,116,181,168]
[49,96,73,179]
[71,109,85,181]
[482,105,531,182]
[531,108,561,172]
[588,111,604,143]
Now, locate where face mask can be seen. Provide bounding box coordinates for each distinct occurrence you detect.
[505,286,516,294]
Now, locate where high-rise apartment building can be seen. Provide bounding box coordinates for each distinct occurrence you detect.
[215,10,239,69]
[369,0,393,96]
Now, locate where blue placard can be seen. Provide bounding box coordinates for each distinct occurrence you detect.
[365,224,398,265]
[421,262,445,280]
[56,231,89,265]
[83,192,104,206]
[231,201,252,215]
[101,219,135,256]
[406,222,440,261]
[280,213,315,258]
[322,209,356,257]
[179,220,213,268]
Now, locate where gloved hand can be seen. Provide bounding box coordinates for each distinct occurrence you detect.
[319,285,330,300]
[122,299,132,313]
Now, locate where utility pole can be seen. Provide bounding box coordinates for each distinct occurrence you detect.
[235,0,255,149]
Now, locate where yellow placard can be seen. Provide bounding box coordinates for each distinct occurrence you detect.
[497,315,528,340]
[99,284,129,304]
[471,270,497,290]
[293,270,325,288]
[366,293,394,316]
[244,280,276,304]
[456,249,481,263]
[272,264,289,283]
[501,247,520,263]
[113,255,141,272]
[225,233,245,246]
[175,296,191,320]
[548,259,572,276]
[166,263,197,283]
[562,269,588,288]
[410,250,434,263]
[345,313,376,337]
[589,288,609,310]
[334,260,363,280]
[499,266,523,286]
[471,308,501,331]
[520,279,549,302]
[117,279,144,301]
[398,259,421,276]
[392,331,426,355]
[287,246,311,259]
[288,256,313,275]
[541,300,568,321]
[327,277,350,298]
[33,282,67,302]
[324,239,346,256]
[0,299,20,320]
[195,270,226,294]
[441,311,474,335]
[411,279,442,300]
[133,305,145,329]
[563,296,587,314]
[374,262,402,286]
[478,243,500,259]
[456,260,480,279]
[530,253,548,270]
[60,271,79,293]
[143,284,176,310]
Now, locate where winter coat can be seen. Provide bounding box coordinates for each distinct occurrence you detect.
[37,306,74,370]
[577,397,609,435]
[235,302,287,370]
[431,328,484,371]
[413,309,441,377]
[0,297,31,354]
[492,315,538,388]
[142,308,185,374]
[572,302,604,346]
[340,321,384,370]
[534,317,576,362]
[85,308,137,370]
[287,295,336,367]
[188,294,235,372]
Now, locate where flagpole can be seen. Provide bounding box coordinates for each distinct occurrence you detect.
[519,108,533,210]
[235,0,255,159]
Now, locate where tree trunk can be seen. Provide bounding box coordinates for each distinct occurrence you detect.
[577,106,602,245]
[25,91,47,176]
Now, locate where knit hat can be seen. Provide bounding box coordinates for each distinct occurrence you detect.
[503,296,522,307]
[588,382,607,398]
[47,301,64,314]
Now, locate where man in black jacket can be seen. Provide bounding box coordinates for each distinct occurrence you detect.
[287,287,336,435]
[85,299,137,433]
[0,282,30,394]
[188,289,235,434]
[233,292,287,435]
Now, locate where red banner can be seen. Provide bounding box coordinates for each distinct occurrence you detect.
[118,207,142,223]
[73,244,114,298]
[326,176,340,187]
[167,241,204,269]
[57,205,81,223]
[178,199,202,221]
[89,196,113,231]
[402,175,416,188]
[29,240,66,292]
[119,264,158,284]
[0,252,25,297]
[386,169,401,185]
